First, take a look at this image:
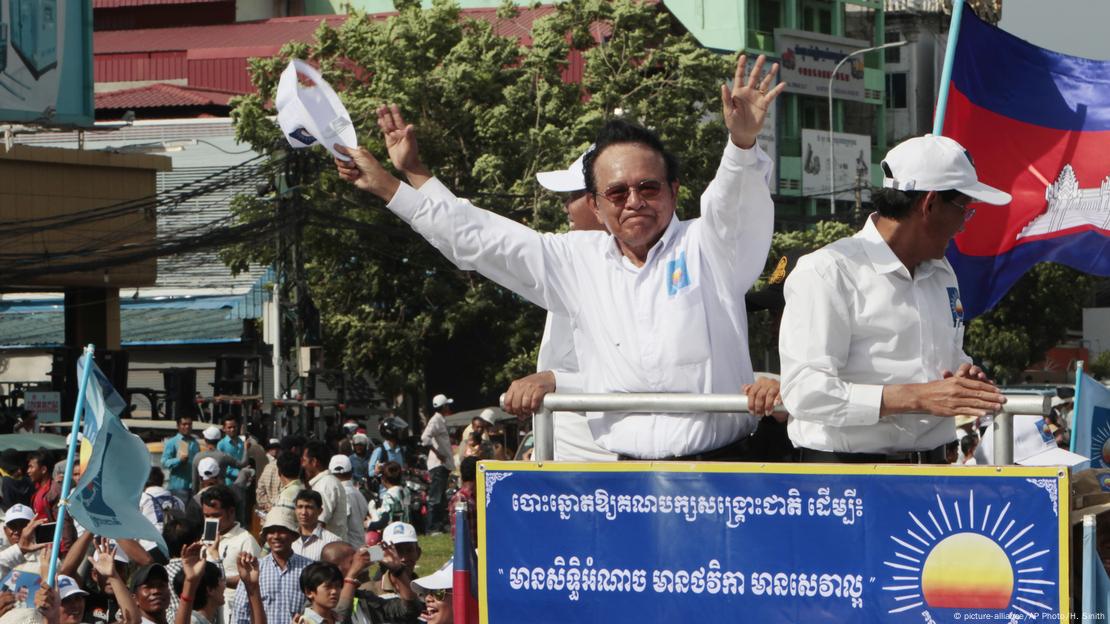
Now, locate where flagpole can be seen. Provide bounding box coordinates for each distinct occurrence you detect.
[47,344,96,587]
[1071,360,1085,454]
[932,0,967,135]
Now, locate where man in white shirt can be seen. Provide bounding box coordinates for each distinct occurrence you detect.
[780,134,1009,463]
[200,485,261,616]
[301,441,348,537]
[291,489,343,560]
[328,455,369,547]
[336,55,785,460]
[421,395,455,533]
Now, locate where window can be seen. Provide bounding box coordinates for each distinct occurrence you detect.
[886,73,908,109]
[800,95,829,131]
[802,0,833,35]
[747,0,782,52]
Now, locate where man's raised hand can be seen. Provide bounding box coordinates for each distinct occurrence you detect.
[377,104,429,181]
[722,54,786,149]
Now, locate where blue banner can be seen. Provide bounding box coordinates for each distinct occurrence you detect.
[1072,372,1110,469]
[478,463,1068,623]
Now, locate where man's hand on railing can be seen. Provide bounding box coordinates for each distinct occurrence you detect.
[504,371,557,419]
[742,377,782,419]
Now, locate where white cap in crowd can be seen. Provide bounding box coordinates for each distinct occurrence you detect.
[352,433,370,445]
[57,575,89,601]
[329,455,352,475]
[3,504,33,524]
[197,457,221,479]
[261,507,298,534]
[432,394,453,409]
[881,134,1011,205]
[478,408,496,425]
[382,521,419,545]
[202,426,222,442]
[535,148,593,193]
[413,558,454,593]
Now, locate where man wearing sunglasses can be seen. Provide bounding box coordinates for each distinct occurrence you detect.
[780,134,1011,464]
[336,54,785,460]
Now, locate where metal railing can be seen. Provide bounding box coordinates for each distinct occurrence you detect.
[504,392,1051,462]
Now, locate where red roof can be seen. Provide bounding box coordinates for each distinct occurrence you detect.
[94,0,223,8]
[95,83,238,109]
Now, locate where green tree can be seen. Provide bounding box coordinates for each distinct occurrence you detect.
[224,0,738,407]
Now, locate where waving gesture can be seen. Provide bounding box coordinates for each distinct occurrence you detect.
[88,538,121,580]
[181,542,206,582]
[722,54,785,149]
[236,552,260,588]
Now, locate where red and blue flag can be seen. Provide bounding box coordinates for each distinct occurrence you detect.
[943,10,1110,318]
[453,501,479,624]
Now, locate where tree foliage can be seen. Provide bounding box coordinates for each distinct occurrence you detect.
[224,0,736,406]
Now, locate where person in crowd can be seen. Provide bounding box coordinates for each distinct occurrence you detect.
[302,442,348,539]
[49,574,97,624]
[780,134,1009,463]
[412,560,453,624]
[233,552,267,624]
[275,451,304,511]
[162,414,200,503]
[296,562,344,624]
[420,395,454,534]
[187,458,234,523]
[448,457,477,546]
[321,541,421,624]
[13,410,37,434]
[366,522,422,599]
[336,54,785,461]
[960,432,980,465]
[0,449,32,510]
[141,469,186,535]
[190,428,243,495]
[161,511,202,623]
[454,412,492,467]
[173,542,226,624]
[366,463,409,533]
[130,562,172,624]
[232,507,311,624]
[292,490,343,561]
[348,434,372,486]
[368,419,406,477]
[255,441,283,517]
[0,506,45,579]
[81,539,141,624]
[329,456,368,547]
[25,452,55,522]
[216,418,247,487]
[200,485,260,609]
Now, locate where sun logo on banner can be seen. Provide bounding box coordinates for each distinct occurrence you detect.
[881,491,1055,618]
[1093,419,1110,468]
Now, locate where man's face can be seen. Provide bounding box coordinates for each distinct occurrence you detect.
[222,419,238,439]
[177,418,193,437]
[301,450,315,474]
[588,143,678,253]
[564,191,602,231]
[353,443,367,456]
[308,580,342,610]
[201,502,235,534]
[60,595,85,624]
[134,578,169,614]
[27,458,48,483]
[423,590,453,624]
[265,527,296,556]
[923,192,975,259]
[295,499,321,530]
[471,418,484,434]
[3,520,27,545]
[392,542,421,570]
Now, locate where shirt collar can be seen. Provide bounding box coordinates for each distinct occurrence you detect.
[858,214,910,276]
[603,213,681,264]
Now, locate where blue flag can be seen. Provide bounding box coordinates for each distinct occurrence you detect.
[69,361,168,556]
[76,357,128,443]
[1072,372,1110,470]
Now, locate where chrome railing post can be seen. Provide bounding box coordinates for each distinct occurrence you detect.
[533,406,555,462]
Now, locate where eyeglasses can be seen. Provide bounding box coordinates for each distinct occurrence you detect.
[597,179,664,205]
[428,589,453,601]
[945,196,976,223]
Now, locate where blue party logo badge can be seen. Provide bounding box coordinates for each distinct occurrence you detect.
[666,251,691,296]
[946,287,964,328]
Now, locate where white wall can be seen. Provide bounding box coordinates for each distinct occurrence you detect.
[1000,0,1110,60]
[1082,308,1110,355]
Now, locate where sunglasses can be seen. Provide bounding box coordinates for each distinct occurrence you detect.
[428,589,453,601]
[597,179,664,205]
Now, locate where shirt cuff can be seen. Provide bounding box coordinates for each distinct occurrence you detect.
[722,137,764,167]
[385,181,423,223]
[419,177,453,202]
[552,370,585,393]
[844,383,884,426]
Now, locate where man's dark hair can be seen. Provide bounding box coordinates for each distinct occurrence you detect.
[872,187,963,220]
[582,119,680,194]
[276,451,301,479]
[280,435,307,452]
[222,416,239,426]
[26,450,52,474]
[174,413,193,425]
[459,456,478,483]
[199,484,237,511]
[381,461,402,487]
[300,561,343,595]
[173,562,222,610]
[303,441,331,467]
[145,467,165,489]
[163,511,201,558]
[295,488,323,509]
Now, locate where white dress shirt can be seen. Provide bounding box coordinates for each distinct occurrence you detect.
[780,214,971,454]
[389,141,774,459]
[341,480,369,546]
[420,412,455,471]
[309,472,349,538]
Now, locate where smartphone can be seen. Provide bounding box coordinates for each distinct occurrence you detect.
[300,609,325,624]
[202,518,220,544]
[366,545,383,563]
[33,522,55,545]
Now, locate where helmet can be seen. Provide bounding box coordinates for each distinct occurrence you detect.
[379,415,410,441]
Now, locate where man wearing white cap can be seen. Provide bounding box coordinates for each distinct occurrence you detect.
[329,455,369,547]
[781,134,1010,463]
[0,504,45,579]
[421,394,455,534]
[190,426,246,495]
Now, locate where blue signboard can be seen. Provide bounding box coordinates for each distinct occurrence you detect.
[478,463,1069,623]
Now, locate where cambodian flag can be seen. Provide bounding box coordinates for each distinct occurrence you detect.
[942,10,1110,318]
[453,501,479,624]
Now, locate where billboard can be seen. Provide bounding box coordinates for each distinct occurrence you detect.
[801,128,872,201]
[1,0,93,126]
[775,29,870,103]
[479,462,1069,623]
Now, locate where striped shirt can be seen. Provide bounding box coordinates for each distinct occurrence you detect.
[232,552,311,624]
[291,525,343,561]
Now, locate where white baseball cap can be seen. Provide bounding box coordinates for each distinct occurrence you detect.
[478,408,496,425]
[352,433,369,445]
[57,575,89,601]
[413,558,454,593]
[382,521,418,545]
[328,455,352,475]
[980,414,1088,467]
[881,134,1011,205]
[197,457,221,479]
[202,426,222,441]
[535,148,593,193]
[432,394,453,409]
[276,59,358,161]
[3,504,33,524]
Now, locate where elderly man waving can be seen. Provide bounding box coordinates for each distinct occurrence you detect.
[336,55,784,460]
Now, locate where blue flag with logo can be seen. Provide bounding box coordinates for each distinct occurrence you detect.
[76,357,128,443]
[68,360,168,556]
[1071,372,1110,469]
